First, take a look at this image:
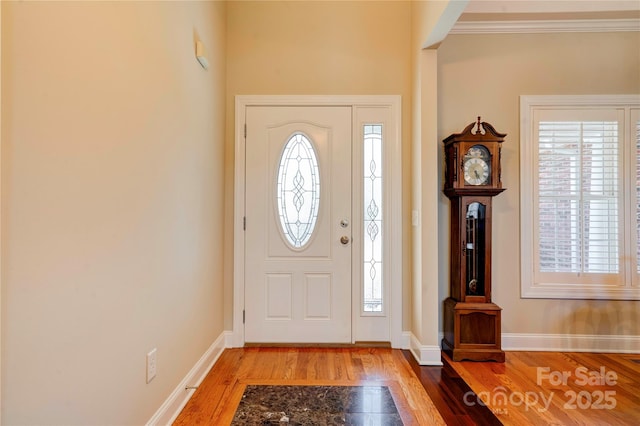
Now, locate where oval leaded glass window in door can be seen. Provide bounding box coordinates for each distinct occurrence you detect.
[276,133,321,249]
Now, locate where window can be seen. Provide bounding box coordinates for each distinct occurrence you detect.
[276,133,320,249]
[363,124,383,312]
[521,95,640,300]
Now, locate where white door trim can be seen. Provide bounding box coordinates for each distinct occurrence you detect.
[233,95,402,348]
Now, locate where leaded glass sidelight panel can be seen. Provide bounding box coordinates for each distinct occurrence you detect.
[276,133,321,249]
[364,125,383,312]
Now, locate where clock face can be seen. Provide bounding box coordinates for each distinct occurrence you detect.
[463,146,490,186]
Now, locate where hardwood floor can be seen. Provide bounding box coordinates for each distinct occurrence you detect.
[403,352,501,426]
[173,347,445,425]
[440,351,640,425]
[174,347,640,425]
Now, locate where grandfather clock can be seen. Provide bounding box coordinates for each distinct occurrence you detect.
[442,117,505,362]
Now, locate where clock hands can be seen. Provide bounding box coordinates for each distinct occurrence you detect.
[464,158,489,185]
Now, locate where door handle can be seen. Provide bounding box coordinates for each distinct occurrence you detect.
[340,236,350,245]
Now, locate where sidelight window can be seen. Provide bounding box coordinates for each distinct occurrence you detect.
[363,125,383,312]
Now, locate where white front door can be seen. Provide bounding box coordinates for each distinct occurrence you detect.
[244,106,352,343]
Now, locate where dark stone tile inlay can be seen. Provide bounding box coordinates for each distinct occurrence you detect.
[231,385,403,425]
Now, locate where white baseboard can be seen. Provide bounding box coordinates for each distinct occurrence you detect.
[502,333,640,353]
[435,331,639,355]
[408,333,443,366]
[146,331,231,426]
[399,331,411,350]
[224,331,236,348]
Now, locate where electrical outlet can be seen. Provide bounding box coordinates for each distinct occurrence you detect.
[146,348,157,383]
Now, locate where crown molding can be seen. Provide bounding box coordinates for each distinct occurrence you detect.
[450,18,640,34]
[463,1,640,15]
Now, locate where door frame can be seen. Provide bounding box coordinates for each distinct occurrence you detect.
[233,95,403,348]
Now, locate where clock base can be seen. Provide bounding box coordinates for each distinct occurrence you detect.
[442,298,505,363]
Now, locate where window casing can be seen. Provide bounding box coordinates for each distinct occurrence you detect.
[520,95,640,300]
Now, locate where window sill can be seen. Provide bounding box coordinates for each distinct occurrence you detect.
[522,284,640,301]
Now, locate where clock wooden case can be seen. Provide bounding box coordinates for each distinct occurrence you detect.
[443,117,505,197]
[442,117,505,363]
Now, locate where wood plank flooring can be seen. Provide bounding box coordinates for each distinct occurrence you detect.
[402,352,501,425]
[174,347,640,425]
[173,347,445,425]
[441,351,640,425]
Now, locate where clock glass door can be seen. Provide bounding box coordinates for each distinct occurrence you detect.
[465,202,486,299]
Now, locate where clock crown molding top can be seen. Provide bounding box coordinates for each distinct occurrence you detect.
[443,117,506,146]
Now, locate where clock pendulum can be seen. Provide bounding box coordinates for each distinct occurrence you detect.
[442,117,506,363]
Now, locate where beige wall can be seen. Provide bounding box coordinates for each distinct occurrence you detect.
[224,1,413,330]
[438,31,640,338]
[1,1,226,424]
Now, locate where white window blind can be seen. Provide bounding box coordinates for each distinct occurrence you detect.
[521,96,640,300]
[537,120,619,274]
